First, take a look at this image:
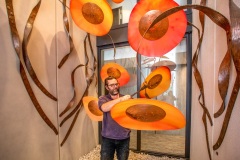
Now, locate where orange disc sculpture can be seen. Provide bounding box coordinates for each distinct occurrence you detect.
[140,66,171,98]
[128,0,187,57]
[111,98,186,130]
[100,62,130,87]
[83,96,103,121]
[70,0,113,36]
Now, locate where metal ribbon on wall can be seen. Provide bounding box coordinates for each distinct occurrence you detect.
[56,0,98,146]
[58,0,75,69]
[59,33,97,146]
[22,1,57,101]
[5,0,58,135]
[213,0,240,151]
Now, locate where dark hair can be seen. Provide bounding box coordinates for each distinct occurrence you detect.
[104,76,118,86]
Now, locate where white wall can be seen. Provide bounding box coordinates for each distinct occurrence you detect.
[191,0,240,159]
[0,0,98,160]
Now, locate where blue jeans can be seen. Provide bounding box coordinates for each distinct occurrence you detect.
[100,136,130,160]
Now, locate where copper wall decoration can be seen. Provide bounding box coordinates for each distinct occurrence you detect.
[213,0,240,151]
[5,0,58,135]
[58,0,75,68]
[59,33,97,146]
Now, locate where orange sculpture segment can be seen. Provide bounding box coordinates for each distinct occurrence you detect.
[70,0,113,36]
[111,98,186,130]
[140,66,171,98]
[128,0,187,57]
[83,96,103,121]
[100,62,130,87]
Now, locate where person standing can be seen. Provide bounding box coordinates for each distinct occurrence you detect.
[98,76,131,160]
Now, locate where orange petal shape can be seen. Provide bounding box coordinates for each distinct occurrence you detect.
[140,66,171,98]
[111,98,186,130]
[100,62,130,87]
[128,0,187,57]
[83,96,103,121]
[70,0,113,36]
[112,0,124,3]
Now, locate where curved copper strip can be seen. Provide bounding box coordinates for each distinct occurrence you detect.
[60,91,85,127]
[22,0,57,101]
[214,51,231,118]
[194,6,212,159]
[187,22,212,125]
[58,0,75,68]
[84,34,89,66]
[59,102,81,127]
[61,107,81,146]
[60,35,97,145]
[59,33,93,117]
[60,70,95,145]
[5,0,58,135]
[86,33,98,90]
[213,0,240,150]
[59,64,85,117]
[213,76,239,150]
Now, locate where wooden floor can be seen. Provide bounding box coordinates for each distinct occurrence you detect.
[129,130,185,156]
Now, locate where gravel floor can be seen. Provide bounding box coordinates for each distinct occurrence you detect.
[79,145,186,160]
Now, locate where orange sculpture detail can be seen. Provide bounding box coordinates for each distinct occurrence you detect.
[70,0,113,36]
[111,98,186,130]
[100,62,130,87]
[128,0,187,57]
[140,66,171,98]
[83,96,103,121]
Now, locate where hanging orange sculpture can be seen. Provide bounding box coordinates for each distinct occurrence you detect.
[111,98,186,130]
[100,62,130,87]
[70,0,113,36]
[128,0,187,57]
[83,96,103,121]
[140,66,171,98]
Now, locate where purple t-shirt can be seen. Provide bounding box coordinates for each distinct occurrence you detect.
[98,94,130,140]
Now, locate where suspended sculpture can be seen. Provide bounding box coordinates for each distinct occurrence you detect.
[128,0,187,57]
[100,62,130,87]
[70,0,113,36]
[139,66,171,99]
[111,98,186,130]
[83,96,103,121]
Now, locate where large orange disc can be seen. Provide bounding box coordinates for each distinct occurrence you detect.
[111,98,186,130]
[70,0,113,36]
[140,66,171,98]
[128,0,187,57]
[83,96,103,121]
[100,62,130,87]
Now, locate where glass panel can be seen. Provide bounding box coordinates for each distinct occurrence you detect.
[106,0,137,26]
[140,38,187,156]
[99,45,138,149]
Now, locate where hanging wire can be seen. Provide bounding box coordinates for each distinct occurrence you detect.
[58,0,70,9]
[107,34,117,62]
